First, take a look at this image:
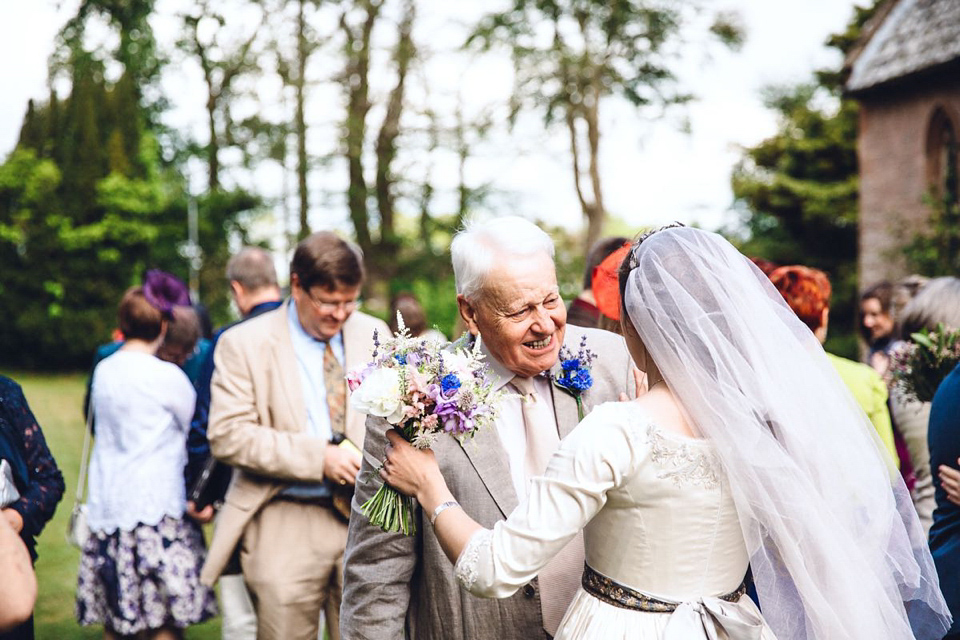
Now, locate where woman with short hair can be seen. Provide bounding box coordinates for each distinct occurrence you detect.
[76,286,216,640]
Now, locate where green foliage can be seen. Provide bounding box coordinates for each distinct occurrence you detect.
[726,3,879,359]
[0,0,267,370]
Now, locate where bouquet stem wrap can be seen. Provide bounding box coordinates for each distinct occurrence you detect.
[361,424,420,535]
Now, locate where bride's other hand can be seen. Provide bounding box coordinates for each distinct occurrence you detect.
[381,429,447,504]
[619,367,648,402]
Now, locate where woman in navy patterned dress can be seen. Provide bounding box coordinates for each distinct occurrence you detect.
[0,375,66,640]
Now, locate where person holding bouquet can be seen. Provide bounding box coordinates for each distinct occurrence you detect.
[201,232,388,640]
[341,216,638,640]
[378,225,950,640]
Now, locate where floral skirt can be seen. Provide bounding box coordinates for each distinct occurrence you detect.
[76,515,217,634]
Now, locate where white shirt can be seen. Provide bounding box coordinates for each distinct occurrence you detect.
[87,350,196,533]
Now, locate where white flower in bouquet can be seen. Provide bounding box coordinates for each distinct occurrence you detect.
[351,367,405,424]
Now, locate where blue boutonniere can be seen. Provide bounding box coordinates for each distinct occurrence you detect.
[551,335,595,421]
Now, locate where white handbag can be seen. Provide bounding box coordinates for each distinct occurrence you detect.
[66,407,93,549]
[0,459,21,508]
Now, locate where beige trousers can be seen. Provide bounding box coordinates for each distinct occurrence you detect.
[240,500,347,640]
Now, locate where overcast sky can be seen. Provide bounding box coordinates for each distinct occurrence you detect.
[0,0,863,238]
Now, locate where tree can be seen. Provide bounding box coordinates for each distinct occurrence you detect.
[469,0,743,250]
[728,3,879,358]
[177,0,267,191]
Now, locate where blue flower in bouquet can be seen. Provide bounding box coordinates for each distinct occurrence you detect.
[551,336,596,420]
[394,353,408,365]
[440,373,462,395]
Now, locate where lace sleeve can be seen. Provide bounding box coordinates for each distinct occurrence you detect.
[454,528,493,592]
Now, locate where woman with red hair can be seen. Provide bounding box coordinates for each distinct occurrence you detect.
[770,265,898,464]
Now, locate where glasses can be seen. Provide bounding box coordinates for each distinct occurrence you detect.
[304,288,360,314]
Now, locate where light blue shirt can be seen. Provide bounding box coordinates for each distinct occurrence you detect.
[281,299,345,499]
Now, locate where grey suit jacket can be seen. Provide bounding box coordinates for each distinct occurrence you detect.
[200,301,388,585]
[340,325,634,640]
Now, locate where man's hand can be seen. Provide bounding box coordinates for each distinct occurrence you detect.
[324,443,362,487]
[185,500,215,524]
[939,461,960,507]
[1,509,23,534]
[619,367,648,402]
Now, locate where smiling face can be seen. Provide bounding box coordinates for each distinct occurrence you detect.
[860,297,894,343]
[458,251,566,378]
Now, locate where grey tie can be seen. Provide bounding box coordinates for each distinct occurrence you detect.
[510,375,585,636]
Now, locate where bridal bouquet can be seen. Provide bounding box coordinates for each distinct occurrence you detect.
[890,324,960,403]
[348,319,507,535]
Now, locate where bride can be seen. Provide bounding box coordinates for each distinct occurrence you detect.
[380,225,950,639]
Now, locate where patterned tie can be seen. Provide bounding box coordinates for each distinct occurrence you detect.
[510,375,585,637]
[324,341,346,434]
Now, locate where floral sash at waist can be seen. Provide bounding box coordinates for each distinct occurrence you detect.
[580,565,764,640]
[581,564,747,612]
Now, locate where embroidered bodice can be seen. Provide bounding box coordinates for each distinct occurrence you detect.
[455,401,750,603]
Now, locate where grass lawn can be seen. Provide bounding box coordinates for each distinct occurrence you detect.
[10,371,221,640]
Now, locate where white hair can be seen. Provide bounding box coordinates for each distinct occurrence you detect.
[451,216,555,300]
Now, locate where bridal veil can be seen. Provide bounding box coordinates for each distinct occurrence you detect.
[622,226,950,639]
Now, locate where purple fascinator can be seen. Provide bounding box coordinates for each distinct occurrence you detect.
[143,269,191,315]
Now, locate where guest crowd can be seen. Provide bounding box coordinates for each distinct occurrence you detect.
[4,219,960,639]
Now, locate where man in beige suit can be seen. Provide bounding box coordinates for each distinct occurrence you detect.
[341,217,637,640]
[201,232,388,640]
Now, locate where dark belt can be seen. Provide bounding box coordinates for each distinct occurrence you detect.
[581,564,747,613]
[274,493,333,508]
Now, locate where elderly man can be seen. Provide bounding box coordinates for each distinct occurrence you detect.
[341,217,636,640]
[201,233,388,640]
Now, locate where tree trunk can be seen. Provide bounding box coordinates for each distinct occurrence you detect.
[583,93,605,251]
[374,0,414,261]
[296,0,310,239]
[341,1,380,254]
[206,91,220,191]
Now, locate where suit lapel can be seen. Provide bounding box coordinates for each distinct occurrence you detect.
[457,336,519,517]
[272,300,308,432]
[458,423,518,517]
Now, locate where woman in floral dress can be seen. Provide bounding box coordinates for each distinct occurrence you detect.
[77,286,216,639]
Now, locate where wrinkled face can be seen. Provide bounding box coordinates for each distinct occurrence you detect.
[291,275,360,341]
[861,297,894,343]
[459,252,565,378]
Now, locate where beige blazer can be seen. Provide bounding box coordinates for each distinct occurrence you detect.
[200,301,388,585]
[340,325,635,640]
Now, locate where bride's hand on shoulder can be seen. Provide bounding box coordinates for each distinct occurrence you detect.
[619,367,648,402]
[381,429,447,504]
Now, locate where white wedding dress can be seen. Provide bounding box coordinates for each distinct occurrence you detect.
[454,402,778,639]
